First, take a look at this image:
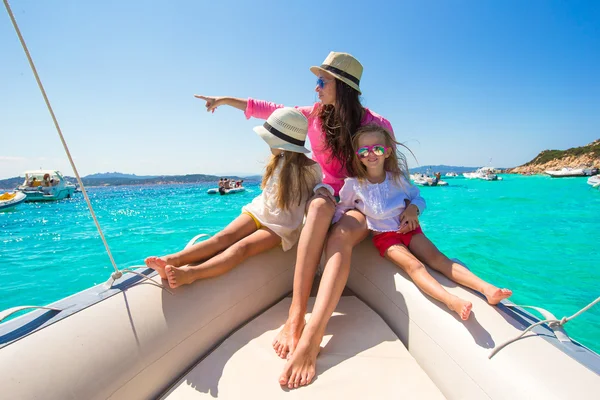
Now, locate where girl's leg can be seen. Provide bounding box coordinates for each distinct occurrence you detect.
[273,196,336,359]
[386,243,472,320]
[145,214,258,279]
[278,209,368,389]
[408,234,512,305]
[164,227,281,289]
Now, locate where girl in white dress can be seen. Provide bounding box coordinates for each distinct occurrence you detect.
[145,108,329,289]
[334,124,512,320]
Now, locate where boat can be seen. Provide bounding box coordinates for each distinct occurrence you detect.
[588,175,600,188]
[1,235,598,400]
[2,4,598,397]
[411,173,448,187]
[0,191,26,211]
[445,172,459,178]
[410,170,448,186]
[545,167,598,178]
[207,186,246,195]
[15,170,76,202]
[463,167,502,181]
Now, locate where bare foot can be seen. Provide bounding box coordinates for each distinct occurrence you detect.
[278,335,321,389]
[272,315,305,359]
[449,296,473,320]
[165,265,194,289]
[145,256,168,280]
[485,287,512,305]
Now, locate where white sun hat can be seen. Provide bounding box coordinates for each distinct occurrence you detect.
[253,107,310,154]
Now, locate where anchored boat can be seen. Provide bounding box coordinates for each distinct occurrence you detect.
[0,191,26,211]
[545,167,598,178]
[207,187,246,195]
[463,167,502,181]
[16,170,76,202]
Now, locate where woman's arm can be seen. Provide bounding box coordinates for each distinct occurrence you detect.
[194,95,248,112]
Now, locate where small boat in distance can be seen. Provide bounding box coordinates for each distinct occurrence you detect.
[587,175,600,188]
[207,187,245,195]
[410,173,448,187]
[16,170,76,202]
[0,191,26,211]
[463,167,502,181]
[545,167,598,178]
[445,172,459,178]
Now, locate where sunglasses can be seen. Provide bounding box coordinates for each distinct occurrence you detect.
[356,144,388,158]
[316,77,332,90]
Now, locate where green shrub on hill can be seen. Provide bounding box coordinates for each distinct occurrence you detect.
[523,140,600,166]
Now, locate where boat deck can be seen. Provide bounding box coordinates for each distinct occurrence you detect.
[161,296,445,399]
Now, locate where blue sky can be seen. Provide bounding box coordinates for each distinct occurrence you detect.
[1,0,598,179]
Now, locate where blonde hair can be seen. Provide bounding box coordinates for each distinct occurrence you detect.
[261,151,319,210]
[350,124,413,184]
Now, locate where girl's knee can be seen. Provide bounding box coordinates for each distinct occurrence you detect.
[326,227,356,253]
[329,221,366,245]
[213,230,236,245]
[225,240,251,260]
[406,261,425,275]
[307,196,335,217]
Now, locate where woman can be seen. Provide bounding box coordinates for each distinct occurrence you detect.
[196,52,408,389]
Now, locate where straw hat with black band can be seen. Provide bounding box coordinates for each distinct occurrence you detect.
[310,51,363,94]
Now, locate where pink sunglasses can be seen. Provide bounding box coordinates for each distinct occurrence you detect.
[356,144,388,158]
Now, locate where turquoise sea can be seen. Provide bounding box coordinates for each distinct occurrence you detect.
[1,175,599,353]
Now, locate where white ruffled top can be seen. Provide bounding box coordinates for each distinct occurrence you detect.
[333,173,426,232]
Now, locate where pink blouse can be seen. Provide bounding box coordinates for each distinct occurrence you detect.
[245,98,395,195]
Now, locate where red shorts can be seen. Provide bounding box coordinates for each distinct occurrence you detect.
[372,227,424,257]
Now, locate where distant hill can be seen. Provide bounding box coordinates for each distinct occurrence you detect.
[509,139,600,174]
[242,175,263,181]
[0,172,262,189]
[84,172,157,179]
[409,165,492,174]
[0,177,23,190]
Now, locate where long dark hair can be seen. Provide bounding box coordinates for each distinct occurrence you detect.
[318,79,363,176]
[262,151,319,211]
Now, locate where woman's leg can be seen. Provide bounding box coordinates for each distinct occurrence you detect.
[279,209,368,389]
[145,214,258,279]
[386,243,472,320]
[273,196,336,359]
[408,234,512,305]
[164,227,281,288]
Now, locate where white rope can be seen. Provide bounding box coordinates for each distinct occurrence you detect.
[489,296,600,358]
[185,233,210,248]
[103,266,173,295]
[3,0,168,291]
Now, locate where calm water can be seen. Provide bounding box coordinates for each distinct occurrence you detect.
[1,175,599,353]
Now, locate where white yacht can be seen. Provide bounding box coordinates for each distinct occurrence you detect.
[463,167,502,181]
[587,175,600,188]
[16,170,76,202]
[545,167,598,178]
